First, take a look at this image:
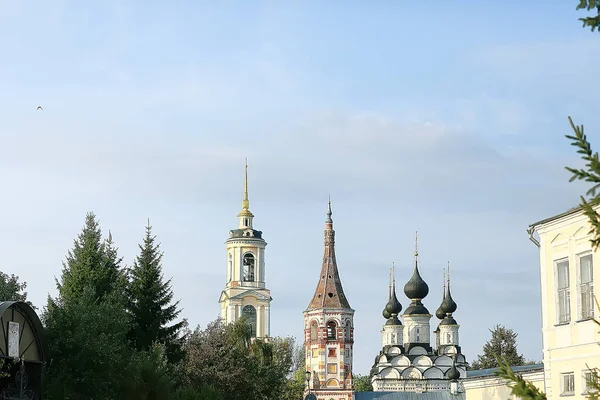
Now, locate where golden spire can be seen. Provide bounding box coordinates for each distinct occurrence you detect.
[238,158,253,217]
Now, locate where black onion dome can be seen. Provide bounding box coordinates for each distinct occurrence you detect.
[404,266,429,300]
[385,290,403,315]
[441,288,457,315]
[447,364,460,380]
[436,304,446,320]
[403,300,430,315]
[382,308,391,319]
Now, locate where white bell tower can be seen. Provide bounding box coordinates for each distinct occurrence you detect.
[218,159,271,339]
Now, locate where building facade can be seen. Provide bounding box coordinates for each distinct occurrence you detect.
[304,201,355,400]
[218,160,272,339]
[369,234,467,394]
[528,206,600,399]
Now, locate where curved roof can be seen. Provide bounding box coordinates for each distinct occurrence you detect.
[0,301,49,362]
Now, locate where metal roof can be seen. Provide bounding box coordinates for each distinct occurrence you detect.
[529,206,582,228]
[355,392,466,400]
[465,363,544,379]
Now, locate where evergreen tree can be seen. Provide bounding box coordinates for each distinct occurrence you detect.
[471,325,526,370]
[57,212,126,302]
[577,0,600,32]
[128,220,186,363]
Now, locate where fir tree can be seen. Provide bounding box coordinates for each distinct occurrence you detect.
[128,219,186,363]
[471,325,526,370]
[57,212,126,302]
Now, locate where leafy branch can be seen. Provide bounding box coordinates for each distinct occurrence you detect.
[577,1,600,31]
[565,116,600,249]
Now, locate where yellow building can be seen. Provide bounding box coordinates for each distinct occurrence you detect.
[527,206,600,399]
[462,364,544,400]
[218,160,271,339]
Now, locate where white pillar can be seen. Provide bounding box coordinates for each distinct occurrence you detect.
[257,305,263,337]
[228,305,235,323]
[235,304,240,321]
[265,305,271,337]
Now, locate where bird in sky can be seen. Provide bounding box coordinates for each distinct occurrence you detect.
[36,106,43,111]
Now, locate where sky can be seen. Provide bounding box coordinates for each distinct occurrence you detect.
[1,0,599,375]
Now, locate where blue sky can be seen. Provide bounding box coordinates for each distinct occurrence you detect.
[1,1,599,374]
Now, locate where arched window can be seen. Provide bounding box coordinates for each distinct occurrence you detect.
[242,305,257,337]
[310,321,318,341]
[327,321,337,340]
[243,253,255,282]
[345,320,351,341]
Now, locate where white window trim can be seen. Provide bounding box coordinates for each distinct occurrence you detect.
[561,372,575,396]
[555,258,571,325]
[583,369,599,395]
[577,251,594,321]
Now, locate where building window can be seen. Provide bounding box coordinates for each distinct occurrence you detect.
[557,259,571,323]
[310,321,318,341]
[415,327,420,342]
[447,332,451,343]
[580,254,594,320]
[345,321,351,341]
[243,253,255,282]
[584,370,599,394]
[241,305,257,337]
[561,372,575,396]
[328,348,337,357]
[312,348,319,358]
[327,321,337,340]
[345,348,350,357]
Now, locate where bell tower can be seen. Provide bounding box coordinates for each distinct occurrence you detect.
[218,159,271,339]
[303,200,354,400]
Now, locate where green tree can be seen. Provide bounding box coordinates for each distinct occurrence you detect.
[57,212,127,302]
[43,286,133,400]
[180,318,296,400]
[577,1,600,31]
[354,374,374,392]
[282,344,306,400]
[471,325,526,370]
[127,220,186,363]
[43,212,132,399]
[0,271,31,306]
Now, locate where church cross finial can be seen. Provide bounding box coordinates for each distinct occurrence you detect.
[447,260,451,288]
[414,231,419,257]
[326,195,333,223]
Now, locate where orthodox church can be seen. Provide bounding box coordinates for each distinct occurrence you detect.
[368,234,467,393]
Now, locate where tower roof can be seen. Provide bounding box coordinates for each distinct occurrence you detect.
[238,158,254,218]
[441,261,458,315]
[384,263,402,320]
[435,268,447,320]
[403,232,429,301]
[306,200,352,310]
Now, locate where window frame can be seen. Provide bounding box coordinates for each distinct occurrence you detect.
[578,252,594,321]
[326,321,337,341]
[555,258,572,324]
[561,372,575,396]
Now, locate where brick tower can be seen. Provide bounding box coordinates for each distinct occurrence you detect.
[303,200,354,400]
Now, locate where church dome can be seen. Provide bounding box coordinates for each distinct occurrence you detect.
[385,316,402,326]
[441,287,457,314]
[385,289,403,316]
[435,304,446,320]
[447,364,460,380]
[382,308,391,319]
[404,266,429,300]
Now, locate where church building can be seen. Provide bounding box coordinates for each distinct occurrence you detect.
[368,234,467,394]
[218,160,272,339]
[304,200,355,400]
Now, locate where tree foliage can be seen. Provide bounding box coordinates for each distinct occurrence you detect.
[577,1,600,32]
[0,271,31,306]
[179,318,297,400]
[127,220,186,363]
[471,325,527,370]
[354,374,374,392]
[565,117,600,249]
